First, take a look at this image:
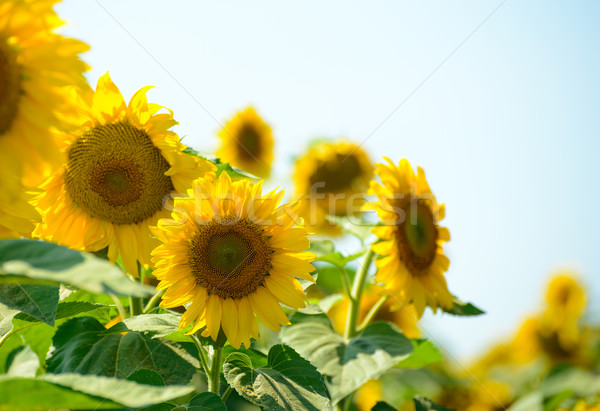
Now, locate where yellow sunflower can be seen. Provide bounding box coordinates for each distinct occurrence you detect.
[0,183,39,239]
[0,0,89,187]
[293,140,374,235]
[369,158,452,317]
[216,106,273,178]
[327,285,420,338]
[33,72,216,276]
[151,171,315,349]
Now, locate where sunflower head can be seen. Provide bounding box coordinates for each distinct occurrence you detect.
[293,140,374,235]
[216,106,273,178]
[0,0,89,187]
[369,158,452,317]
[151,172,315,349]
[544,273,586,320]
[34,72,216,276]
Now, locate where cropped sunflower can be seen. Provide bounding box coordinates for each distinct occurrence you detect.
[0,182,39,238]
[327,286,420,338]
[369,158,452,317]
[151,172,315,349]
[294,140,374,235]
[217,106,273,178]
[0,0,89,186]
[34,73,216,275]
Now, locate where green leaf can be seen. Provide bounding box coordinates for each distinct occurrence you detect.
[103,313,192,342]
[222,345,268,368]
[444,297,485,316]
[310,240,363,269]
[280,320,413,405]
[0,373,194,409]
[47,317,196,385]
[413,396,455,411]
[127,369,166,386]
[223,344,330,411]
[0,284,59,326]
[6,345,40,377]
[185,392,227,410]
[396,339,443,369]
[215,162,259,181]
[0,239,154,297]
[372,402,397,411]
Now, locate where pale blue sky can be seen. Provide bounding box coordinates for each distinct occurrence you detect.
[57,0,600,361]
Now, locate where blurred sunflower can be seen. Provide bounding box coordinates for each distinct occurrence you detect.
[355,379,382,411]
[369,158,452,317]
[327,285,420,338]
[293,140,374,235]
[0,0,89,187]
[151,172,315,349]
[34,73,216,275]
[0,184,39,238]
[217,106,273,178]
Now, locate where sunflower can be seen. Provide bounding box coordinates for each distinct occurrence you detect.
[33,72,216,276]
[293,140,374,235]
[151,171,315,349]
[327,285,420,338]
[0,0,89,187]
[0,182,39,238]
[216,106,273,178]
[369,158,452,317]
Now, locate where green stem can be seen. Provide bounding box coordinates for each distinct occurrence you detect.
[339,266,353,302]
[357,295,389,332]
[208,347,223,394]
[221,386,233,402]
[191,334,211,375]
[109,293,127,320]
[143,289,165,314]
[344,249,375,339]
[129,296,144,317]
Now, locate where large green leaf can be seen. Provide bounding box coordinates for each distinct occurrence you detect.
[0,239,154,297]
[280,319,413,405]
[184,392,227,410]
[6,345,40,377]
[0,284,59,326]
[223,344,330,411]
[47,317,196,385]
[0,373,194,409]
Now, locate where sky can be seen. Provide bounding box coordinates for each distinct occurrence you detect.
[56,0,600,361]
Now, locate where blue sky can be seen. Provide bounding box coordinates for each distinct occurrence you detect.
[57,0,600,361]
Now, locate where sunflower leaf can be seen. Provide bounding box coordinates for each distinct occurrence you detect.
[214,162,260,181]
[0,239,154,297]
[184,392,227,410]
[280,319,413,405]
[47,317,196,385]
[413,396,455,411]
[223,344,330,411]
[396,339,443,369]
[102,313,192,342]
[0,373,194,409]
[444,297,485,316]
[0,284,59,326]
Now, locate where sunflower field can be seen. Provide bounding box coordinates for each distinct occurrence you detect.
[1,1,599,410]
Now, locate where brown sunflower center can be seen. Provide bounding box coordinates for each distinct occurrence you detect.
[65,122,174,225]
[188,217,272,299]
[237,124,262,160]
[395,200,438,273]
[0,38,21,135]
[309,153,364,193]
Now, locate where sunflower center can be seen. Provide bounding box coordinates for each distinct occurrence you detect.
[396,200,438,273]
[65,122,174,225]
[237,124,261,160]
[309,153,364,193]
[0,38,21,135]
[188,217,272,299]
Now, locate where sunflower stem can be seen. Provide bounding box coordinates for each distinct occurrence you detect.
[339,266,353,302]
[208,347,223,394]
[129,296,144,317]
[191,334,211,375]
[357,295,389,332]
[221,386,233,403]
[344,249,375,339]
[143,289,165,314]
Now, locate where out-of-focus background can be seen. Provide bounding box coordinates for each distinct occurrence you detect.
[57,0,600,361]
